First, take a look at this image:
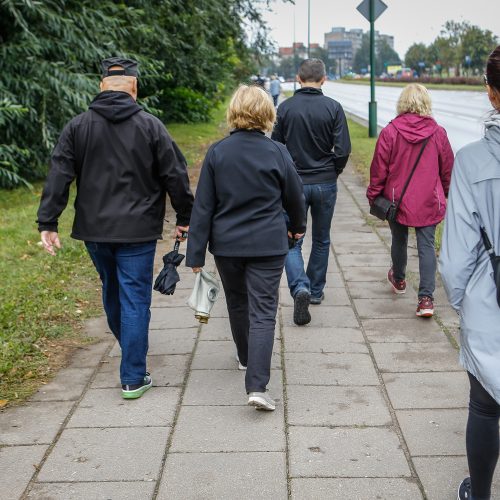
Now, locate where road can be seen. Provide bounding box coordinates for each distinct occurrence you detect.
[283,81,491,152]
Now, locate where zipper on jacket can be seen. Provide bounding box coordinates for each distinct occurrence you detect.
[392,188,395,203]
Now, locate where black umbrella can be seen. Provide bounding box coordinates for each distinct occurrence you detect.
[153,239,185,295]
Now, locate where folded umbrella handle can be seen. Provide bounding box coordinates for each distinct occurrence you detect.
[173,231,189,252]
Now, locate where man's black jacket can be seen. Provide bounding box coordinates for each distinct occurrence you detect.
[186,130,306,268]
[37,91,193,242]
[271,87,351,184]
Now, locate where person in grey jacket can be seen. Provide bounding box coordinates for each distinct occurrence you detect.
[439,46,500,500]
[186,85,306,411]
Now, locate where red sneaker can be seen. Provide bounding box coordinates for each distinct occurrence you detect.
[416,296,434,317]
[387,268,406,294]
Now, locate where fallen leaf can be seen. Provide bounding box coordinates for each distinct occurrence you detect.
[0,400,8,408]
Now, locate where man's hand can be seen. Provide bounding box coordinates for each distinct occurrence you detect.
[41,231,62,256]
[174,225,189,241]
[288,231,305,240]
[191,267,202,273]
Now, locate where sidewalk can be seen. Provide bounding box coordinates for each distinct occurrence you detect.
[2,166,499,500]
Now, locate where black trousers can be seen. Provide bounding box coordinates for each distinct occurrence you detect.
[467,372,500,500]
[215,255,286,393]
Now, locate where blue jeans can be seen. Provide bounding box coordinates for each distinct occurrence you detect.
[285,182,338,298]
[85,241,156,385]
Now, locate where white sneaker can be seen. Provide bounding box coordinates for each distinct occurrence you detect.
[235,354,247,371]
[248,391,275,411]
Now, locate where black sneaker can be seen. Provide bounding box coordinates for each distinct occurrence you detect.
[457,477,471,500]
[122,372,153,400]
[310,292,325,305]
[293,290,311,325]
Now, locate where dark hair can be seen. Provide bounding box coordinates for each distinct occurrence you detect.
[486,45,500,92]
[298,59,326,83]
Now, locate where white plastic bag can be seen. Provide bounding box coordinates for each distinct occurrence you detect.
[187,270,220,323]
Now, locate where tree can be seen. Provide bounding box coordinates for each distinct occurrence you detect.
[377,39,400,75]
[404,43,429,75]
[353,33,370,74]
[460,25,498,74]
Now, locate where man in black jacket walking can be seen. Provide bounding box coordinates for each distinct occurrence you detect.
[37,57,194,399]
[272,59,351,325]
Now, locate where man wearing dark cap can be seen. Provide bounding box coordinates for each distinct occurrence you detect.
[37,57,194,399]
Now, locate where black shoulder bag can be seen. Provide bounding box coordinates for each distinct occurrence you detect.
[370,137,430,223]
[480,226,500,308]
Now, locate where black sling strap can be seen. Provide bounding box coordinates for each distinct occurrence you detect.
[480,226,500,308]
[395,137,430,211]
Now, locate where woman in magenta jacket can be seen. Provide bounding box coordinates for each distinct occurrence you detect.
[366,84,454,317]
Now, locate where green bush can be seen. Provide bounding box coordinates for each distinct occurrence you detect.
[162,87,213,123]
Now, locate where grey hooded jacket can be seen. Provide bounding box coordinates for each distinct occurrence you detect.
[439,117,500,403]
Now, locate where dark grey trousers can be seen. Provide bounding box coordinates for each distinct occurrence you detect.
[215,255,286,393]
[389,221,437,298]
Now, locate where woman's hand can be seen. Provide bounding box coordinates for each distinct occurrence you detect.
[288,231,304,240]
[192,267,202,273]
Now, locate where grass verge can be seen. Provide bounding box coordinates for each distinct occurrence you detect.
[339,78,484,92]
[0,102,228,406]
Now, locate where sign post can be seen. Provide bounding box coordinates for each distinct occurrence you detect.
[357,0,387,137]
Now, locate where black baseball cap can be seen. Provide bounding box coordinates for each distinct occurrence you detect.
[101,57,139,78]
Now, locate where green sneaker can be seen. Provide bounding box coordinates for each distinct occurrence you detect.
[121,373,152,400]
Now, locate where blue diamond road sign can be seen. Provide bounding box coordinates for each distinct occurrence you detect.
[357,0,387,22]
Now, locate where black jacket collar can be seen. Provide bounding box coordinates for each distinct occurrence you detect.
[230,128,265,135]
[294,87,323,96]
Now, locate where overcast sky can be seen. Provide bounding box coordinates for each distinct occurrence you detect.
[262,0,500,58]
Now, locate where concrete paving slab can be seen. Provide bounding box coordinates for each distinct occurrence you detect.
[148,328,197,355]
[183,369,283,406]
[353,297,418,319]
[287,385,391,426]
[383,372,469,409]
[362,318,446,343]
[371,342,461,373]
[348,280,415,299]
[170,405,285,452]
[192,340,281,370]
[158,452,287,500]
[27,481,156,500]
[199,317,233,341]
[333,233,382,245]
[0,401,73,445]
[288,426,410,477]
[109,328,197,357]
[151,288,192,308]
[282,327,367,353]
[209,299,229,318]
[149,307,199,329]
[413,456,500,500]
[291,478,422,499]
[38,427,167,482]
[337,253,391,268]
[285,352,379,386]
[0,444,47,500]
[397,409,467,456]
[281,306,358,328]
[93,354,189,388]
[333,242,389,255]
[67,387,180,428]
[30,367,94,402]
[343,266,388,282]
[69,340,113,368]
[280,287,350,307]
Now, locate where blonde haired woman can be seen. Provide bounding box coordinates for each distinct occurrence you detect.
[186,85,306,410]
[366,84,454,317]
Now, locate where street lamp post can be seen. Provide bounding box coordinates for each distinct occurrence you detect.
[368,0,377,137]
[307,0,311,58]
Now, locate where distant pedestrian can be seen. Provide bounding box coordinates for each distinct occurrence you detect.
[272,58,351,325]
[255,73,266,89]
[270,75,281,107]
[440,46,500,500]
[37,57,194,399]
[186,85,306,411]
[367,83,453,317]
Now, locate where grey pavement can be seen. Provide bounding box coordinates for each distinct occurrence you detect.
[2,166,500,499]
